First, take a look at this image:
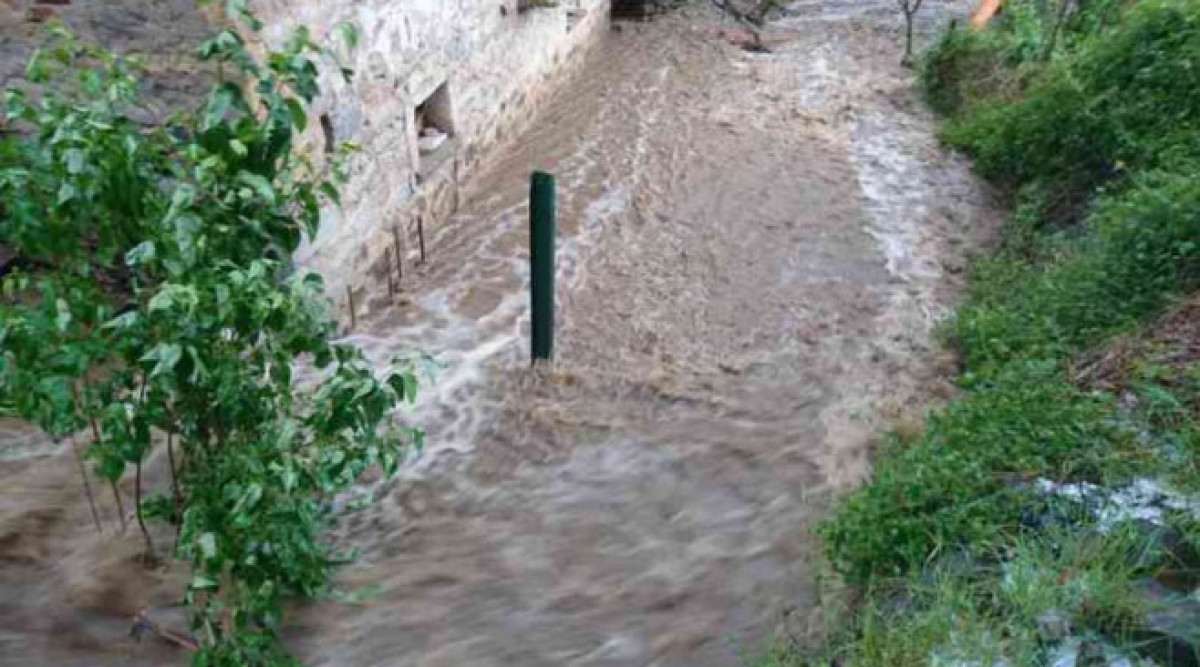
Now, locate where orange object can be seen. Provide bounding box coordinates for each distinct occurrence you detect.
[971,0,1003,29]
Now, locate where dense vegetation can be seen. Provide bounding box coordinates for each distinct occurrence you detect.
[771,0,1200,664]
[0,6,419,665]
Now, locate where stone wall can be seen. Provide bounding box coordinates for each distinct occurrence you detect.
[0,0,217,120]
[248,0,613,294]
[3,0,612,294]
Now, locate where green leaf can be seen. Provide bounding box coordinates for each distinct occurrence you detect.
[318,181,341,206]
[280,467,298,493]
[387,371,419,403]
[125,241,156,266]
[299,187,320,235]
[100,455,125,482]
[147,289,175,313]
[56,183,76,206]
[239,172,277,204]
[198,532,218,560]
[226,0,252,21]
[190,575,219,590]
[169,185,196,213]
[335,22,361,51]
[142,343,182,377]
[54,299,71,332]
[241,483,263,510]
[203,82,245,130]
[214,283,230,314]
[24,48,47,82]
[102,311,138,330]
[284,98,308,132]
[172,214,201,269]
[229,138,249,157]
[64,148,85,175]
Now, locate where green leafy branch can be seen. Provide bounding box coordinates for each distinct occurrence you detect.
[0,8,416,665]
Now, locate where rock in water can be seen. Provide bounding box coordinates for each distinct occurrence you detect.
[1134,578,1200,667]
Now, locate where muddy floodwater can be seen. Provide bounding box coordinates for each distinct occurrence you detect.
[0,2,1001,665]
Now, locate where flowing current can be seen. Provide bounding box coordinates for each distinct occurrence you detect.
[0,2,1001,665]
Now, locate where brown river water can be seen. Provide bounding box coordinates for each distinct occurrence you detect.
[0,2,1001,665]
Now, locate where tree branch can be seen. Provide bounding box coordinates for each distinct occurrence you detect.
[68,434,103,534]
[134,459,156,563]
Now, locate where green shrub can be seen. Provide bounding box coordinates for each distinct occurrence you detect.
[807,0,1200,663]
[921,26,989,116]
[953,167,1200,375]
[918,0,1135,119]
[942,0,1200,199]
[822,372,1123,583]
[0,19,418,665]
[826,166,1200,583]
[920,26,1022,117]
[789,528,1163,667]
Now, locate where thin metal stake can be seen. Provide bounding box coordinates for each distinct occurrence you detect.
[530,171,556,362]
[417,215,427,264]
[392,225,404,280]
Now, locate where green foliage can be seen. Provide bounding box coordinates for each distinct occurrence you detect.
[824,0,1200,588]
[917,9,1054,118]
[824,167,1200,583]
[940,0,1200,200]
[0,13,415,666]
[775,528,1163,666]
[811,1,1200,662]
[955,168,1200,376]
[920,26,1000,117]
[823,371,1126,582]
[921,0,1133,109]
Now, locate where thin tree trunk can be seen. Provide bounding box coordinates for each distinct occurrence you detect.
[68,435,103,534]
[86,414,128,533]
[134,459,155,563]
[167,429,183,558]
[67,383,104,533]
[905,13,915,63]
[166,429,182,518]
[898,0,923,66]
[109,479,128,533]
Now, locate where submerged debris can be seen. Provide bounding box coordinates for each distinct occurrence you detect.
[1035,478,1200,532]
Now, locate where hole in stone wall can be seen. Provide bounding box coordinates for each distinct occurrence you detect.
[415,82,456,183]
[319,113,335,154]
[416,82,455,138]
[612,0,652,21]
[564,0,584,30]
[517,0,557,13]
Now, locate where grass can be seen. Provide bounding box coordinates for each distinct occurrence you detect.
[758,0,1200,663]
[769,527,1171,666]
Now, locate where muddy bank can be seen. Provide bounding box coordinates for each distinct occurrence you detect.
[0,3,999,665]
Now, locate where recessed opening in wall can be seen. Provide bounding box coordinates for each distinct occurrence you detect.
[319,113,335,154]
[415,82,456,183]
[612,0,652,21]
[517,0,559,13]
[564,0,584,30]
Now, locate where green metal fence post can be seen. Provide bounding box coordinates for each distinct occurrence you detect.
[530,171,556,362]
